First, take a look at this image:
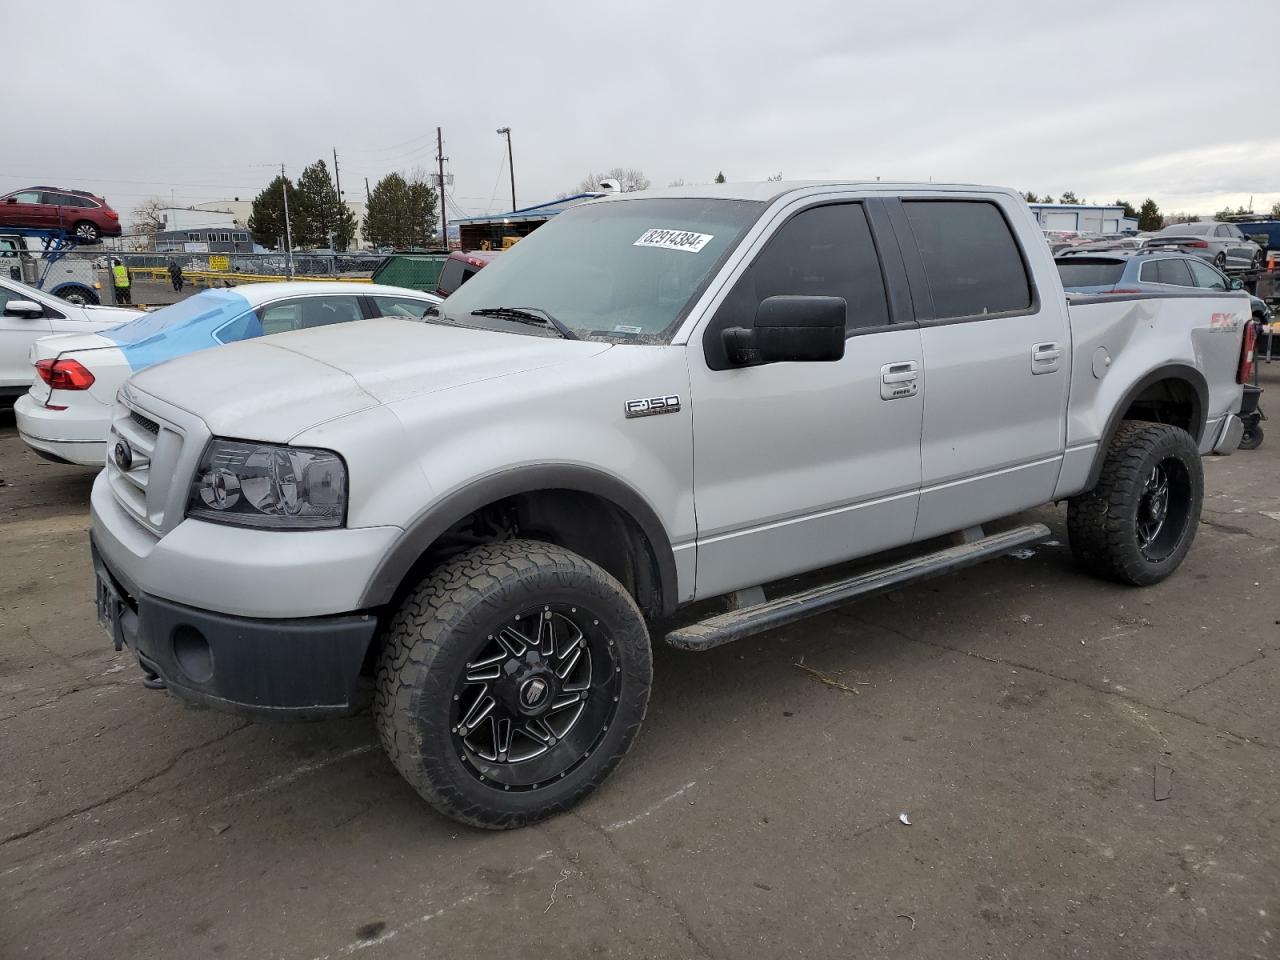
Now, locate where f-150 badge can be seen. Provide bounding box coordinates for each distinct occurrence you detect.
[625,395,681,418]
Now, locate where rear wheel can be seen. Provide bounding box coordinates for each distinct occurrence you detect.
[1239,422,1264,450]
[1213,252,1227,270]
[1067,421,1203,586]
[374,539,652,829]
[72,221,100,243]
[56,285,98,306]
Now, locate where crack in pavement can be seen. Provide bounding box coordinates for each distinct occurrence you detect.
[0,719,252,847]
[1164,647,1271,707]
[0,677,144,724]
[570,810,717,960]
[844,613,1280,754]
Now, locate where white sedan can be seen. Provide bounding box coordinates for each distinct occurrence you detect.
[1,276,141,404]
[15,281,442,466]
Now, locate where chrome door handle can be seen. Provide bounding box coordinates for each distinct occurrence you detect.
[881,361,920,399]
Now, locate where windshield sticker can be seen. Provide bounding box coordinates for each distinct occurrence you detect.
[612,324,644,334]
[634,228,714,253]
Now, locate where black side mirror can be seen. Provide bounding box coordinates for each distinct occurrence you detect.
[722,295,846,366]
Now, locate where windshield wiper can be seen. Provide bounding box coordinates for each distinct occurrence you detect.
[469,306,580,341]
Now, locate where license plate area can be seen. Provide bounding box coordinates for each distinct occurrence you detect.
[96,571,124,651]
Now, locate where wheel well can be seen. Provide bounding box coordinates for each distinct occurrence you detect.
[1120,377,1202,440]
[385,489,666,622]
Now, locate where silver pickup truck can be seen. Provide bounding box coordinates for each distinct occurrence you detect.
[89,182,1253,828]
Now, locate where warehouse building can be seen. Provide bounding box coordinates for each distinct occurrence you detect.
[1029,203,1139,234]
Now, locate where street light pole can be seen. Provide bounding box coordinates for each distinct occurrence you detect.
[497,127,515,211]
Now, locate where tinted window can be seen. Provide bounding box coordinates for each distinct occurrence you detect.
[437,259,466,296]
[1154,259,1195,286]
[903,200,1032,319]
[371,295,436,319]
[1056,259,1124,288]
[258,295,362,334]
[1187,259,1228,290]
[1160,223,1210,236]
[713,203,889,341]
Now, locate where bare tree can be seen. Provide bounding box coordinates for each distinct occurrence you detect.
[130,196,168,235]
[566,167,651,196]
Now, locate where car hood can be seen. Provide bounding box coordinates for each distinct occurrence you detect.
[129,317,613,442]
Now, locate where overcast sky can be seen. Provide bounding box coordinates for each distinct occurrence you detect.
[7,0,1278,229]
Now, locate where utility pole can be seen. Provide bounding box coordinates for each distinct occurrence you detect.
[332,148,344,251]
[436,126,448,250]
[280,163,295,279]
[497,126,515,211]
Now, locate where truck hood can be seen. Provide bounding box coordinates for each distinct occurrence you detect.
[129,317,612,442]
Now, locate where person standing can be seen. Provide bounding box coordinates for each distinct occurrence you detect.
[168,259,184,292]
[111,258,131,305]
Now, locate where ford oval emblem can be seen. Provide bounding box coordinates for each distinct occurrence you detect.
[113,441,133,471]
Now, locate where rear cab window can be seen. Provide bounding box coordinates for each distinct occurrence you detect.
[901,199,1033,320]
[1055,258,1125,288]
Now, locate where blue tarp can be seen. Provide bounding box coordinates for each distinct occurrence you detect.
[103,289,258,372]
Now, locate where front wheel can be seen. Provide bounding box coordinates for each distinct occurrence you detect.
[72,221,100,243]
[1213,252,1228,270]
[1067,421,1203,586]
[374,540,652,829]
[57,285,98,306]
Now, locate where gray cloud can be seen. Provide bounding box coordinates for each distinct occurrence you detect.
[6,0,1278,225]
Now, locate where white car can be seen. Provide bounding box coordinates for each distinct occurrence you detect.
[14,281,442,466]
[1,276,140,405]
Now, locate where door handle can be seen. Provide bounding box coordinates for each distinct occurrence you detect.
[881,361,919,399]
[1031,342,1061,375]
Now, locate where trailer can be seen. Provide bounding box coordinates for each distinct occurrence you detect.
[0,227,104,304]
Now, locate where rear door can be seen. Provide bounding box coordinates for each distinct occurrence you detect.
[890,194,1070,541]
[0,282,53,389]
[687,196,924,598]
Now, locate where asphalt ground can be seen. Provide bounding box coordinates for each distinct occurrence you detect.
[2,369,1279,959]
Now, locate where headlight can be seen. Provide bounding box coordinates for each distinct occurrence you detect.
[187,439,347,530]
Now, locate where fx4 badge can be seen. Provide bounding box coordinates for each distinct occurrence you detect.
[625,395,681,419]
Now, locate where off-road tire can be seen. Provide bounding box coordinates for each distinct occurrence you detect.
[1239,422,1264,450]
[72,221,100,243]
[374,539,652,829]
[1067,421,1203,586]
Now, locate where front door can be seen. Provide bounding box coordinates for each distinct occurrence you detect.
[687,198,924,600]
[0,282,53,390]
[887,196,1070,541]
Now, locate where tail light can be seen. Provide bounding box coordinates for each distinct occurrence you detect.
[35,358,95,390]
[105,209,119,220]
[1185,240,1209,248]
[1238,321,1257,385]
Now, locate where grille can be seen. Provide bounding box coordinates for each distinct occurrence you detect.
[130,411,160,436]
[108,397,185,534]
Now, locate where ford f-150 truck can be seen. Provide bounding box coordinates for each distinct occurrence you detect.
[89,182,1253,829]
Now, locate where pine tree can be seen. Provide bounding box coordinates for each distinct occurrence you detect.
[715,171,726,184]
[362,173,438,248]
[1138,198,1162,231]
[294,159,357,250]
[247,175,299,250]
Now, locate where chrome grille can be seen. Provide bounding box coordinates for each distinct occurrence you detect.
[107,394,187,535]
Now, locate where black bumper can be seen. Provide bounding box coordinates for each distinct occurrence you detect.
[91,539,379,719]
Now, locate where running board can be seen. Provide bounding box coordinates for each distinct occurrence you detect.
[665,523,1051,652]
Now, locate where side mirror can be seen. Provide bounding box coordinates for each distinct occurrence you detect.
[722,295,846,366]
[1231,278,1244,290]
[4,197,15,204]
[3,299,44,318]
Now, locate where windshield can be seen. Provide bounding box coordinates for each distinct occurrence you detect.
[441,197,764,341]
[1158,223,1210,236]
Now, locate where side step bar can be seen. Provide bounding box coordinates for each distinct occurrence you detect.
[665,523,1051,652]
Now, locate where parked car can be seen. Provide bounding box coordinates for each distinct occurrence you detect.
[1225,218,1280,265]
[14,282,441,465]
[1056,249,1272,322]
[0,276,140,405]
[90,182,1250,829]
[1145,221,1264,271]
[0,187,122,243]
[436,250,498,297]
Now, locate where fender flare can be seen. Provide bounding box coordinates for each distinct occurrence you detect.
[1083,362,1208,491]
[358,464,680,616]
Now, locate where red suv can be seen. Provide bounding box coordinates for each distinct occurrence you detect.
[0,187,121,243]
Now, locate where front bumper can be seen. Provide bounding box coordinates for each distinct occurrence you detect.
[92,537,378,717]
[14,393,108,466]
